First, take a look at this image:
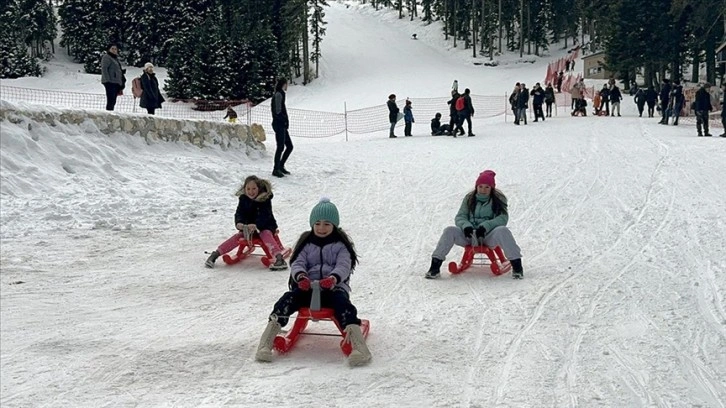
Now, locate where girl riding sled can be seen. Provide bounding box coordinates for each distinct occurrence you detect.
[255,198,372,366]
[425,170,524,279]
[205,175,287,271]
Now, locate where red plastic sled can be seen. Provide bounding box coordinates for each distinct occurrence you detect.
[448,245,512,276]
[273,308,371,356]
[221,233,292,267]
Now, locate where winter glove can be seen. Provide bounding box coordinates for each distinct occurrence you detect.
[463,227,474,238]
[296,274,311,291]
[476,226,487,238]
[320,275,337,290]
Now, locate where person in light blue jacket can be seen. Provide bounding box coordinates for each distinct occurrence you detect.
[425,170,523,280]
[255,198,371,366]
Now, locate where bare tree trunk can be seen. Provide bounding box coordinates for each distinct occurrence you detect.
[519,0,523,57]
[472,0,477,57]
[302,5,310,84]
[498,0,502,54]
[705,35,715,85]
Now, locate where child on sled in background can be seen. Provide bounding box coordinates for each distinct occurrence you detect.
[205,175,287,271]
[425,170,524,279]
[255,198,372,366]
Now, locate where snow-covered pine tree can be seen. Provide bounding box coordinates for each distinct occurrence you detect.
[0,0,42,78]
[17,0,57,59]
[309,0,328,79]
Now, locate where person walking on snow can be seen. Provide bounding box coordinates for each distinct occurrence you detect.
[254,198,372,367]
[139,62,164,115]
[205,175,288,271]
[271,78,293,177]
[425,170,523,280]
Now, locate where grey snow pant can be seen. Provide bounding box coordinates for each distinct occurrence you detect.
[432,226,522,261]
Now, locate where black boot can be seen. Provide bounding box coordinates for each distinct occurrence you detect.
[205,250,220,268]
[425,258,444,279]
[280,167,291,175]
[510,258,523,279]
[272,168,285,178]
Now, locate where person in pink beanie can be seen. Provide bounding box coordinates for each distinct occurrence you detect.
[425,170,524,279]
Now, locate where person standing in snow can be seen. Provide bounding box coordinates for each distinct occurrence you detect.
[387,94,400,138]
[721,82,726,137]
[448,90,463,137]
[544,83,555,117]
[139,62,164,115]
[693,83,713,137]
[424,170,523,280]
[271,78,293,177]
[254,198,372,367]
[403,99,414,136]
[204,175,288,271]
[530,83,545,122]
[101,44,124,111]
[459,88,475,136]
[634,88,646,117]
[645,85,658,118]
[609,84,622,116]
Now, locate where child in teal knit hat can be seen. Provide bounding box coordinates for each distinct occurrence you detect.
[255,198,372,366]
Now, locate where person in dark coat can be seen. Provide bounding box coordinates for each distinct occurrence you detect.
[447,90,461,137]
[721,83,726,137]
[271,77,293,177]
[600,84,610,116]
[515,84,529,125]
[100,44,124,111]
[387,94,400,138]
[509,83,520,119]
[645,86,658,118]
[556,72,564,93]
[693,83,713,136]
[139,63,164,115]
[669,81,685,125]
[544,83,555,117]
[459,88,475,136]
[430,113,451,135]
[403,99,414,137]
[530,83,545,121]
[634,88,646,117]
[609,84,622,116]
[658,79,672,124]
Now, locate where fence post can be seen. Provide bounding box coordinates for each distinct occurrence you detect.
[504,93,507,123]
[246,101,252,127]
[344,102,349,142]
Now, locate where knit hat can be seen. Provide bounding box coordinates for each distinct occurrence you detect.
[475,170,496,189]
[144,62,154,71]
[309,197,339,228]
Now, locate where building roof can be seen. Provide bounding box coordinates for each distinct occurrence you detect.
[581,51,606,60]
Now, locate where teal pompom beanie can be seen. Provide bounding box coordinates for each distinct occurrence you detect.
[309,197,340,228]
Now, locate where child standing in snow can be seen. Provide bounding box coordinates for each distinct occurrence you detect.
[425,170,524,279]
[403,99,414,136]
[255,198,371,366]
[205,175,287,271]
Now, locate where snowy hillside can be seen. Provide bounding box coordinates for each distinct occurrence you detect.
[1,1,725,407]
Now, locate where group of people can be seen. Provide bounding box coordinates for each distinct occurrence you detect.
[591,79,623,117]
[387,87,476,138]
[203,169,524,366]
[508,82,556,123]
[100,43,164,114]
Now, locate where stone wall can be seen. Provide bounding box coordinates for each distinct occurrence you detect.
[0,101,266,154]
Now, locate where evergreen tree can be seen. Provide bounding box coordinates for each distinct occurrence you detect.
[17,0,57,59]
[309,0,328,79]
[1,0,42,78]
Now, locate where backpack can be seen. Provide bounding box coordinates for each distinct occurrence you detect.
[131,76,143,98]
[455,96,465,111]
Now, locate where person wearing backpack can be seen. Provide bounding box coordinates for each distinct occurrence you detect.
[457,88,475,136]
[447,90,462,137]
[139,63,164,115]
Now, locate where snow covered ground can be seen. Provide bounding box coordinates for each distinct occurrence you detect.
[2,1,726,407]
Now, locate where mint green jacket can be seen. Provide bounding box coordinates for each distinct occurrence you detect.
[454,193,508,235]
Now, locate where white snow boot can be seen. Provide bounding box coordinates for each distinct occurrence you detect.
[255,318,282,362]
[344,324,372,367]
